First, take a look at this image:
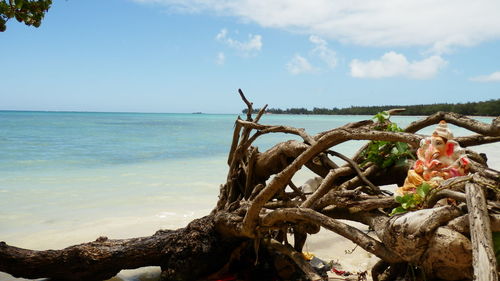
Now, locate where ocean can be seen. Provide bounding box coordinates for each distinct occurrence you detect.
[0,111,498,280]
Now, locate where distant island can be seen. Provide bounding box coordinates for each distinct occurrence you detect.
[243,99,500,116]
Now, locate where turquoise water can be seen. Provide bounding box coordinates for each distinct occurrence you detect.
[0,111,498,280]
[0,112,237,172]
[0,112,374,172]
[4,111,489,173]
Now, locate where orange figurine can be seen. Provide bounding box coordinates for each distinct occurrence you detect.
[398,120,470,195]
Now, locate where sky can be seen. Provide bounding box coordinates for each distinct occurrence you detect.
[1,0,499,113]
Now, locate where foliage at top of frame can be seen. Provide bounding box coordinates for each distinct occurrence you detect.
[0,0,52,32]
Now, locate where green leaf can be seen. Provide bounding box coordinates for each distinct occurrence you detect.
[15,0,24,9]
[395,157,407,167]
[373,111,390,123]
[402,194,413,201]
[407,152,416,160]
[382,158,394,168]
[391,147,399,154]
[395,196,404,204]
[416,186,426,198]
[417,183,431,198]
[0,19,5,32]
[361,115,412,169]
[378,140,389,147]
[390,206,407,216]
[396,142,408,153]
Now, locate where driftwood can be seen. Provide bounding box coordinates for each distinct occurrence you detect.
[1,89,499,281]
[466,183,498,281]
[0,216,240,281]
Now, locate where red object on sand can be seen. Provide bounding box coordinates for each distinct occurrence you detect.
[332,267,346,275]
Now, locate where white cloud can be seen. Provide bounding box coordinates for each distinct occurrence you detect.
[134,0,500,53]
[215,28,227,41]
[216,28,262,55]
[286,54,315,75]
[469,71,500,82]
[309,35,337,68]
[350,52,447,79]
[284,35,336,75]
[216,52,225,65]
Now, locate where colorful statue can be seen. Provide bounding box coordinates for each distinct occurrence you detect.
[398,120,470,195]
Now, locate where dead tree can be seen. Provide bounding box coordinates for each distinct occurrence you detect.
[1,90,499,281]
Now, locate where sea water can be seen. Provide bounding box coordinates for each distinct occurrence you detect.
[0,112,498,280]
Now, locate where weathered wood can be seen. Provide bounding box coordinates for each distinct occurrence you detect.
[456,135,500,147]
[319,196,398,212]
[0,216,240,281]
[261,208,401,263]
[447,214,500,233]
[465,183,498,281]
[227,117,243,165]
[327,150,382,194]
[301,166,352,208]
[405,111,500,136]
[265,239,322,281]
[239,88,253,121]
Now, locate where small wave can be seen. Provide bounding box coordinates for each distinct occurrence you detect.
[155,212,176,218]
[182,211,195,218]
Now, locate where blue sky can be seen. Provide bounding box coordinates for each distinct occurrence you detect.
[1,0,499,113]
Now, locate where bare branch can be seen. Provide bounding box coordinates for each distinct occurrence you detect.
[227,117,243,165]
[427,188,466,205]
[456,135,500,147]
[314,119,373,140]
[405,112,499,136]
[288,181,307,201]
[238,88,253,121]
[254,104,268,124]
[386,108,406,115]
[447,214,500,233]
[301,166,352,208]
[261,208,401,263]
[244,147,258,199]
[320,196,398,212]
[336,165,379,192]
[237,119,314,145]
[327,150,382,194]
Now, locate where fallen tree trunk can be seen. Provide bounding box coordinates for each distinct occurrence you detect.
[0,216,241,281]
[1,89,499,281]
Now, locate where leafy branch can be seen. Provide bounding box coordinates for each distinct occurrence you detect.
[390,183,432,216]
[0,0,52,32]
[361,111,415,169]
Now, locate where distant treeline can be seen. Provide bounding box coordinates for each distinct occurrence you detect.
[242,99,500,116]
